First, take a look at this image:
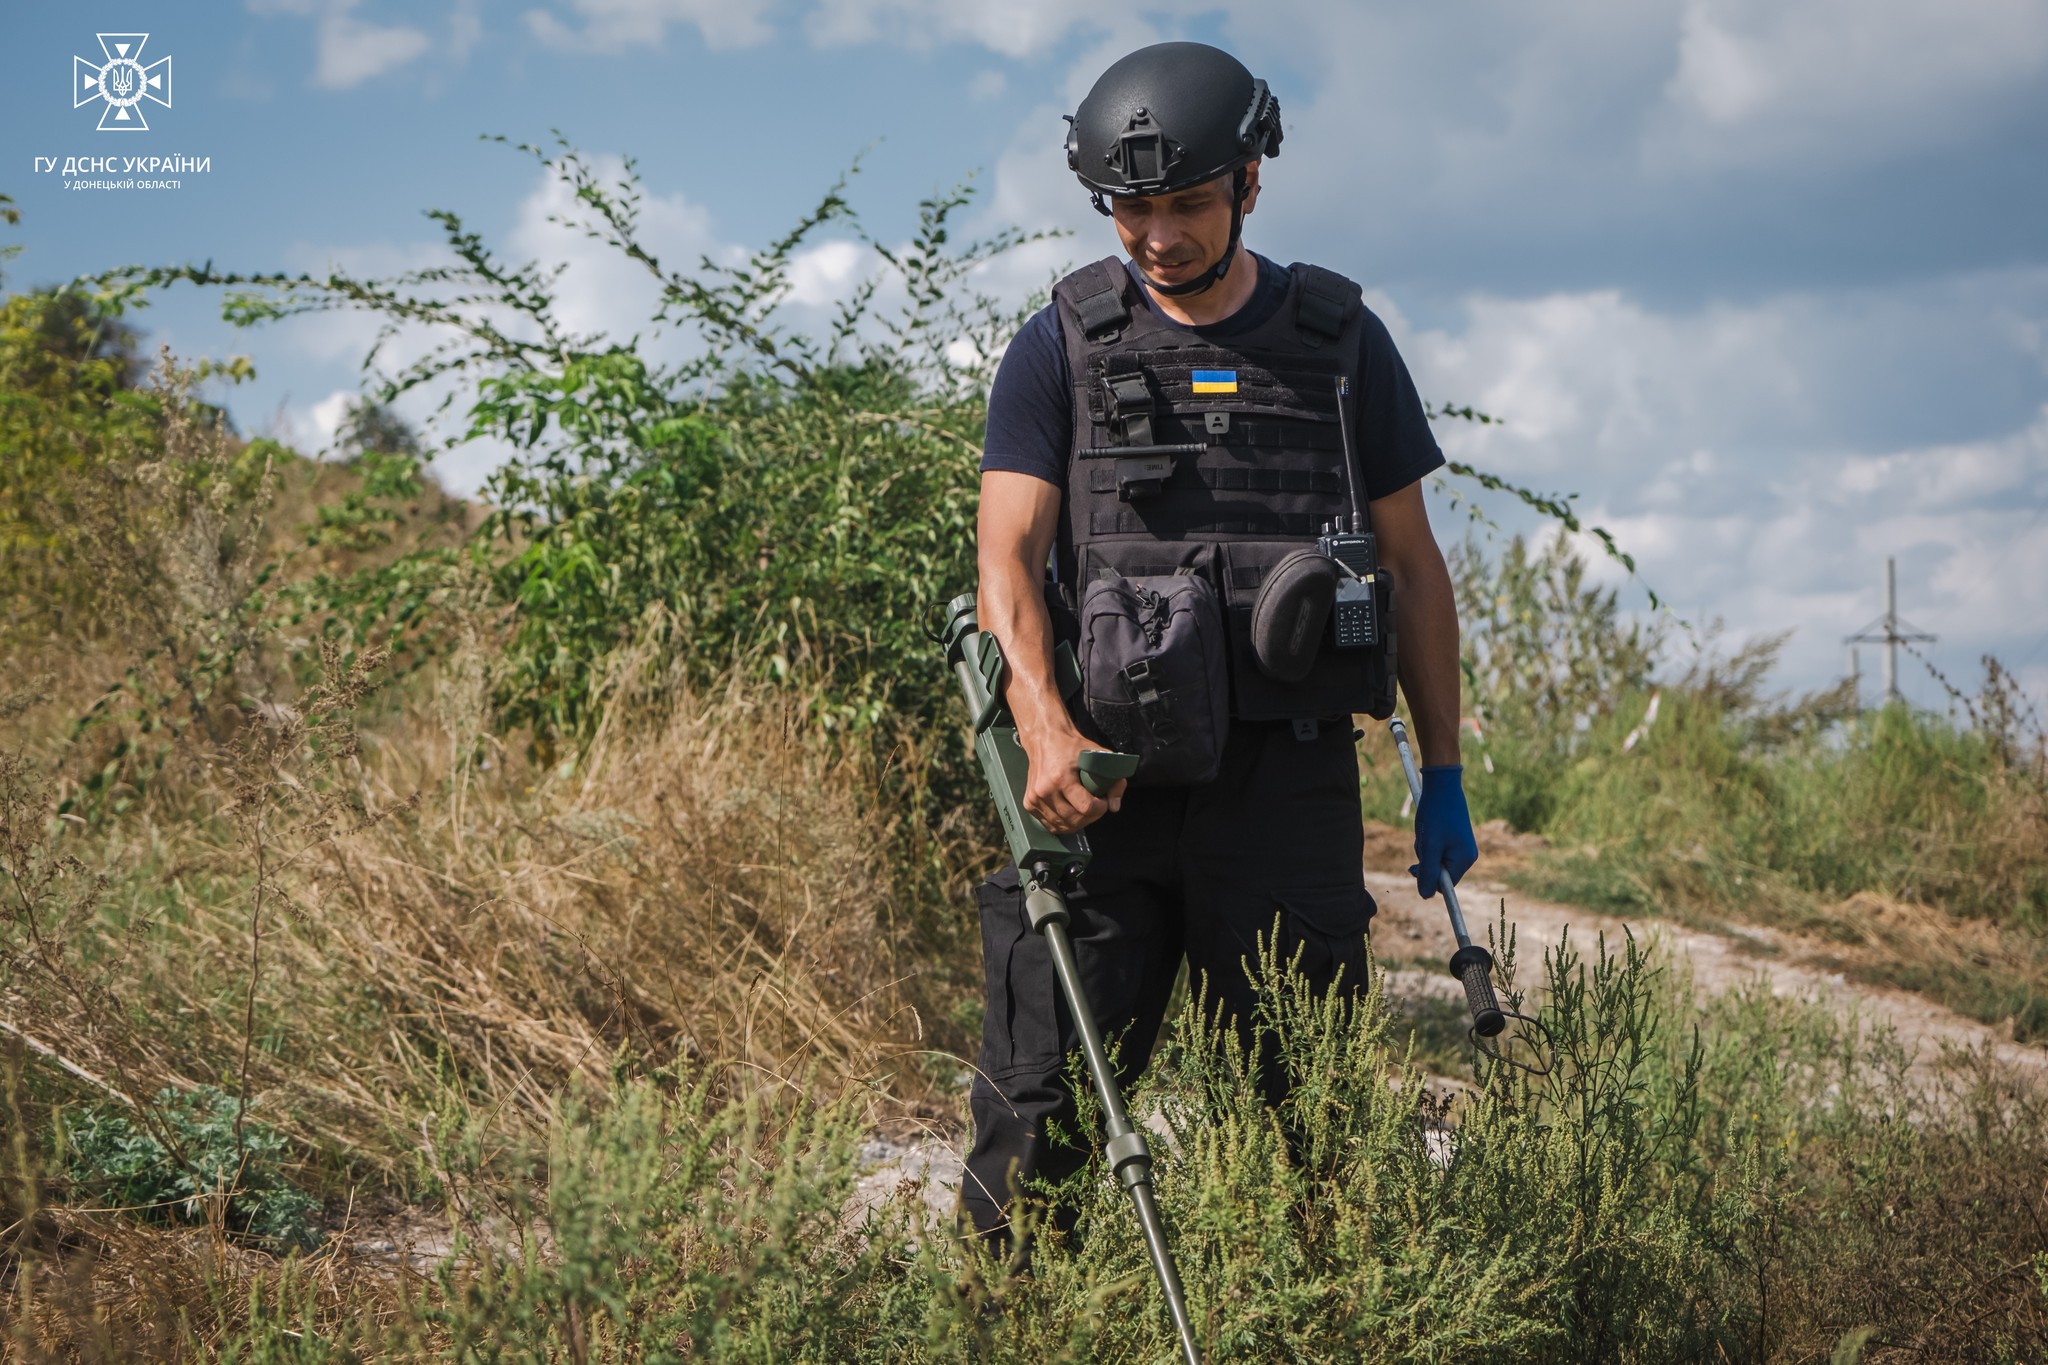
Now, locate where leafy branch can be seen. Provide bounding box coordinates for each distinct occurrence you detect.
[1428,401,1660,611]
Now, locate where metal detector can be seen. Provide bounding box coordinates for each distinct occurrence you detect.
[940,595,1204,1365]
[1387,717,1507,1035]
[1387,717,1553,1073]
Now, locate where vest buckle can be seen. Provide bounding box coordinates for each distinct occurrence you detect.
[1102,371,1158,447]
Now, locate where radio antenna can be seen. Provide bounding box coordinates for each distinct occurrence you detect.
[1333,374,1365,534]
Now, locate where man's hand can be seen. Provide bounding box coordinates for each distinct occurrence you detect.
[1410,764,1478,898]
[1020,720,1127,835]
[1370,479,1476,894]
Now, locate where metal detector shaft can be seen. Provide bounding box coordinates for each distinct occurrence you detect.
[1025,874,1202,1365]
[1388,717,1507,1038]
[939,595,1202,1365]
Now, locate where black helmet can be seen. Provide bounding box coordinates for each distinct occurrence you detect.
[1064,42,1283,296]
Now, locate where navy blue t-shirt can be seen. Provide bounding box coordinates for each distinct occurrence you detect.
[982,252,1444,581]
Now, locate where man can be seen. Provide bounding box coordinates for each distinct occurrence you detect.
[963,41,1477,1248]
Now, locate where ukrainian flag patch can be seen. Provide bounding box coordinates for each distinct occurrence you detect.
[1190,369,1238,394]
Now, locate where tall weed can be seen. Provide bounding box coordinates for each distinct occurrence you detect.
[75,929,2041,1364]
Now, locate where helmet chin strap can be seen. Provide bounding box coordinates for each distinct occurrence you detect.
[1134,168,1249,299]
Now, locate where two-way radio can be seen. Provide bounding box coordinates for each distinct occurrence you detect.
[1321,374,1380,649]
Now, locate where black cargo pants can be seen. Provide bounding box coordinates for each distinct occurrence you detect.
[959,717,1375,1245]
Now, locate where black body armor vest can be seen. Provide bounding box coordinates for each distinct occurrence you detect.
[1052,257,1398,722]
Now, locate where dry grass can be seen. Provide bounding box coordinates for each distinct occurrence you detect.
[3,651,981,1355]
[6,667,963,1159]
[1,360,985,1356]
[1798,890,2048,1041]
[3,353,959,1166]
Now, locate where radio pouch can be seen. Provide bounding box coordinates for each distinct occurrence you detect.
[1078,570,1229,786]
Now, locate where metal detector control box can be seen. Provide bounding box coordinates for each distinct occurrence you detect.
[939,595,1138,874]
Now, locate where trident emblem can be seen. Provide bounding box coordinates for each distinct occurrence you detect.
[75,33,172,132]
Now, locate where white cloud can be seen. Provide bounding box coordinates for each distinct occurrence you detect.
[268,239,453,366]
[265,385,517,498]
[1400,279,2048,699]
[1402,288,1817,489]
[259,155,915,492]
[502,155,1014,367]
[939,0,2048,284]
[316,13,430,88]
[297,388,358,453]
[783,239,866,307]
[252,236,533,489]
[319,2,433,88]
[247,0,435,88]
[1657,0,2048,166]
[523,0,773,52]
[806,0,1109,57]
[503,151,741,342]
[449,0,486,60]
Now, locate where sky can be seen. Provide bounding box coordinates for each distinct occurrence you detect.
[4,0,2045,709]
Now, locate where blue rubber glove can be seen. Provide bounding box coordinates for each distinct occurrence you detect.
[1410,764,1478,899]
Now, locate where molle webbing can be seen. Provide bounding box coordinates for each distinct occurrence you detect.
[1084,464,1344,497]
[1051,256,1393,722]
[1086,509,1326,536]
[1053,259,1359,551]
[1294,264,1353,343]
[1076,418,1344,454]
[1085,350,1347,423]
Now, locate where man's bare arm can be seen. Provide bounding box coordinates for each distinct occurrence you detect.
[976,470,1127,833]
[1370,480,1462,767]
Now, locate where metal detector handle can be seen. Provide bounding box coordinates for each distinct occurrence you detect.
[1388,717,1507,1038]
[1450,944,1508,1039]
[1077,749,1140,798]
[1433,881,1505,1034]
[946,596,1199,1362]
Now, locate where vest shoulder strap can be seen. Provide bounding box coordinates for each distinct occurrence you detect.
[1053,257,1133,341]
[1291,262,1361,343]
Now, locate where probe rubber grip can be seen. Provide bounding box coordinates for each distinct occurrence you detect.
[1449,944,1507,1038]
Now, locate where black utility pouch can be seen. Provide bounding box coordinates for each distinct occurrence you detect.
[1221,542,1399,722]
[1078,571,1229,785]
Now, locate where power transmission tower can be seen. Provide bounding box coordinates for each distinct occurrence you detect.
[1845,557,1935,704]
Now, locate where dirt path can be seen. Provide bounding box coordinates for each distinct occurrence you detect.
[1363,822,2046,1079]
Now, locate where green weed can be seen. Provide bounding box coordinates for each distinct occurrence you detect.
[150,930,2047,1363]
[61,1085,322,1252]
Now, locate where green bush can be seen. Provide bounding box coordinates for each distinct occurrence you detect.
[98,143,1029,757]
[197,931,2046,1362]
[63,1085,322,1252]
[102,139,1629,768]
[1446,534,1664,833]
